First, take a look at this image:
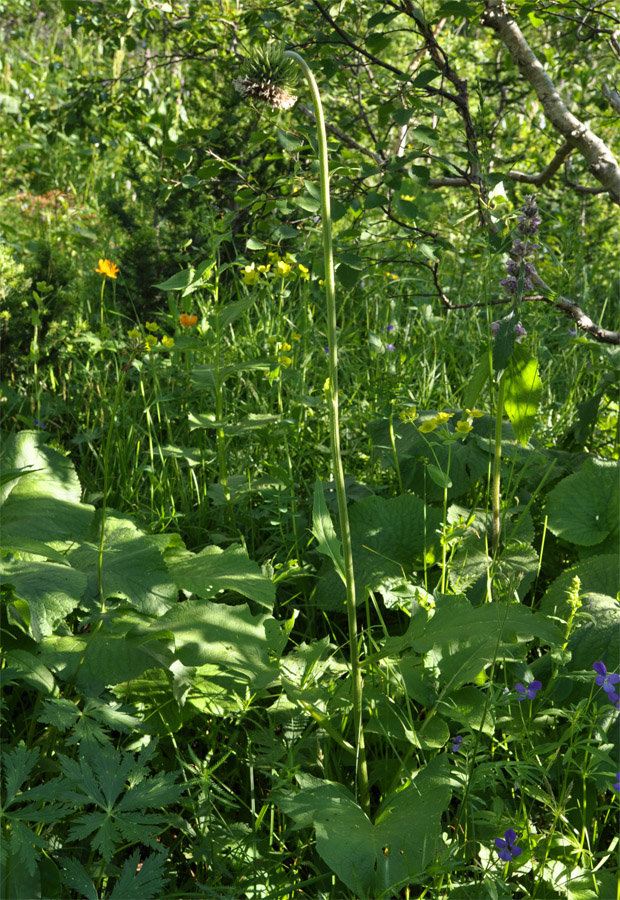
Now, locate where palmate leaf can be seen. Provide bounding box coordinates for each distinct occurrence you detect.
[59,857,98,900]
[109,849,168,899]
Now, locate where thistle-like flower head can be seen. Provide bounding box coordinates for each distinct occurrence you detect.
[234,44,299,110]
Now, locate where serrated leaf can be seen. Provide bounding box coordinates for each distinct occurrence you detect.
[492,309,517,372]
[168,543,275,608]
[68,512,177,614]
[156,598,287,691]
[0,431,82,505]
[2,742,39,807]
[314,493,443,610]
[59,857,98,900]
[4,650,55,694]
[0,558,88,641]
[109,849,168,899]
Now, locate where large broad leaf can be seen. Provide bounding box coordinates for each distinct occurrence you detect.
[67,512,178,614]
[38,612,174,690]
[314,494,443,611]
[0,430,82,504]
[0,558,88,641]
[275,755,451,896]
[545,457,619,547]
[502,343,542,446]
[540,554,619,622]
[167,543,275,609]
[157,598,288,691]
[1,493,94,545]
[408,594,562,691]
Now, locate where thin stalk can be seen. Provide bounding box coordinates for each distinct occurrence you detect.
[284,49,369,813]
[492,371,506,553]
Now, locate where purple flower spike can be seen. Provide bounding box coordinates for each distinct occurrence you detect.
[451,735,463,753]
[386,343,395,351]
[614,773,620,792]
[593,662,620,693]
[495,829,522,862]
[515,680,542,701]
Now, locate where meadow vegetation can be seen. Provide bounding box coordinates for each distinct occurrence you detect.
[1,1,619,898]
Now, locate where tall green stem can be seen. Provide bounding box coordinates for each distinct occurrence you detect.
[492,371,506,553]
[284,50,369,812]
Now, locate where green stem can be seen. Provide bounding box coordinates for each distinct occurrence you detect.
[284,49,369,813]
[492,371,506,553]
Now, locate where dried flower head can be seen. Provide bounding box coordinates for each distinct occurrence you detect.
[234,45,299,110]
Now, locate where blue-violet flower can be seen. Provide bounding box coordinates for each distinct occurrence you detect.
[495,829,522,862]
[593,661,620,693]
[515,680,542,701]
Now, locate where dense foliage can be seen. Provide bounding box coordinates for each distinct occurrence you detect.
[1,1,618,898]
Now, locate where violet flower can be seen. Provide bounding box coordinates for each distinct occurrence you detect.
[593,661,620,693]
[495,829,522,862]
[515,680,542,701]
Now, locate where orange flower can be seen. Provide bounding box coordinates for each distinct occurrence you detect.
[95,258,119,279]
[179,313,198,327]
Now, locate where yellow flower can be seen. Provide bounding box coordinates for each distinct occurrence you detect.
[278,354,292,367]
[455,420,473,435]
[275,260,292,278]
[318,279,325,287]
[242,263,259,285]
[465,408,484,418]
[127,328,141,339]
[291,332,301,341]
[144,334,158,349]
[0,310,11,321]
[95,259,119,279]
[298,264,310,281]
[435,412,454,424]
[268,251,280,263]
[280,342,292,352]
[257,264,270,274]
[418,419,438,433]
[145,321,159,332]
[399,407,417,424]
[179,313,198,327]
[284,252,295,263]
[161,335,175,349]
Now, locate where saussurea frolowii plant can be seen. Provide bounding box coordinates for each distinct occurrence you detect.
[234,44,369,811]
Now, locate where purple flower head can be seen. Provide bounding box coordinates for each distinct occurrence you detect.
[385,324,395,332]
[490,321,527,342]
[511,238,539,260]
[608,691,620,711]
[515,680,542,701]
[593,662,620,693]
[517,215,541,236]
[451,734,463,753]
[567,328,577,337]
[386,343,395,352]
[500,276,518,295]
[614,773,620,792]
[495,829,522,862]
[324,346,329,356]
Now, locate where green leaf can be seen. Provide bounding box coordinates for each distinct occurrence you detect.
[59,858,98,900]
[427,464,452,489]
[0,558,88,641]
[168,543,275,608]
[0,431,82,505]
[311,481,346,584]
[276,755,451,895]
[492,309,517,372]
[67,512,177,614]
[314,493,443,610]
[218,296,255,328]
[336,263,361,289]
[503,343,542,445]
[246,236,266,250]
[157,598,287,690]
[545,458,618,546]
[0,535,70,565]
[277,128,304,151]
[2,742,40,807]
[3,650,55,694]
[109,849,168,899]
[154,260,213,294]
[462,352,491,410]
[1,493,94,545]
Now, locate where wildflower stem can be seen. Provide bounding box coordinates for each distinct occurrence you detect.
[284,49,369,813]
[492,371,506,553]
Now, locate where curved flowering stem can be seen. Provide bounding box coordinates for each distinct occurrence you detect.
[236,47,369,812]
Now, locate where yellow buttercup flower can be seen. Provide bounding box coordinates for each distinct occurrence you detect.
[257,264,270,274]
[435,412,454,424]
[278,354,292,367]
[95,259,119,279]
[280,342,292,352]
[455,420,473,435]
[127,328,141,339]
[418,420,438,433]
[144,334,158,349]
[276,260,292,278]
[465,408,484,418]
[242,263,259,285]
[161,335,175,349]
[291,332,301,341]
[268,251,280,263]
[298,264,310,281]
[145,321,159,332]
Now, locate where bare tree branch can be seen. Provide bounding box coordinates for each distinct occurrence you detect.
[481,0,620,204]
[529,270,620,345]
